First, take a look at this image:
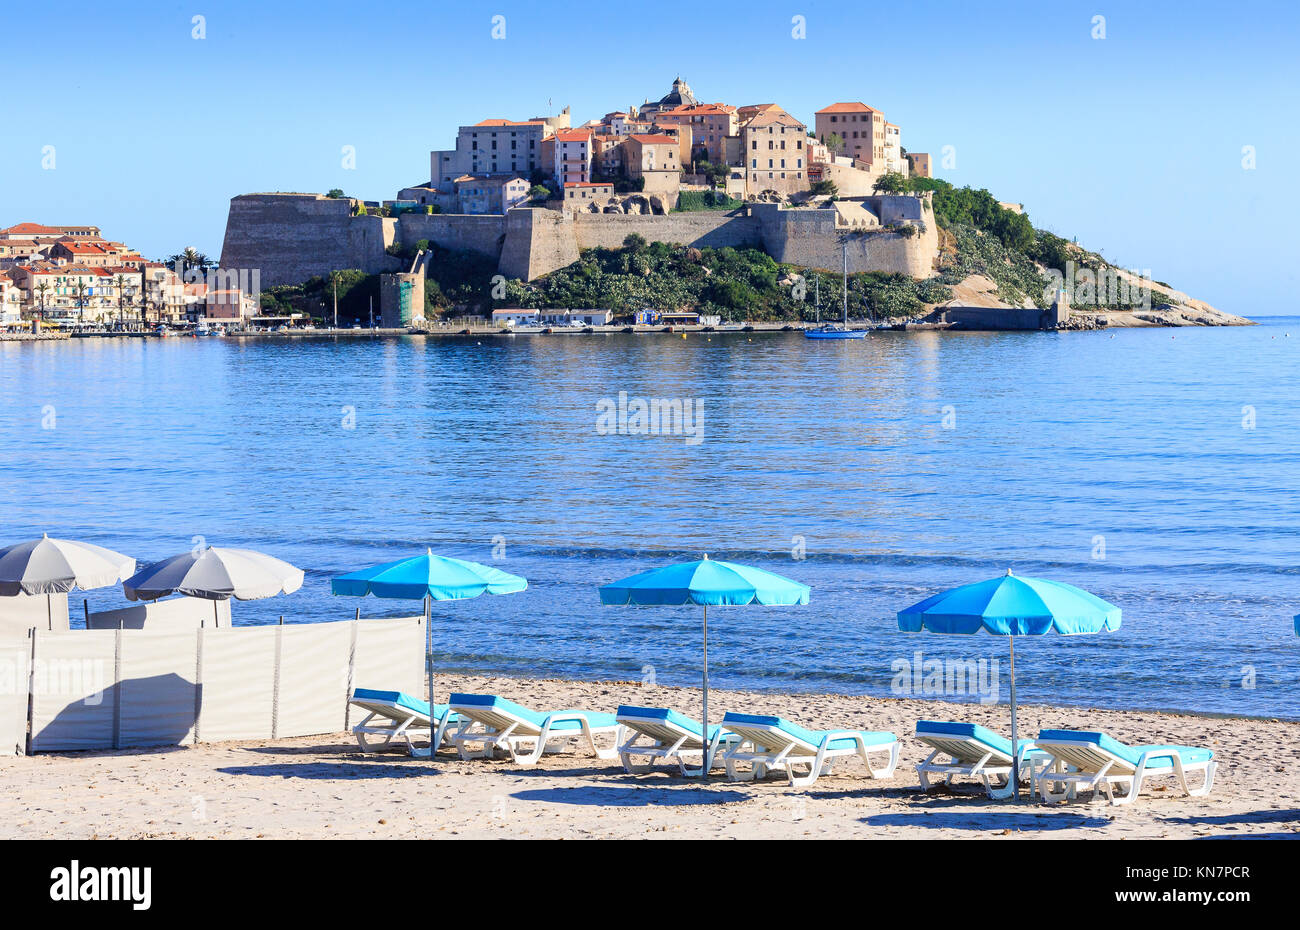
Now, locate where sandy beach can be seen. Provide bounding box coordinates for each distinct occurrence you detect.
[2,674,1297,840]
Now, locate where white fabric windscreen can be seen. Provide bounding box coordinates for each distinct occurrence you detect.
[25,617,427,752]
[0,592,70,635]
[275,620,352,738]
[88,596,231,630]
[196,627,277,742]
[0,637,30,756]
[117,628,199,748]
[352,616,425,704]
[29,630,117,752]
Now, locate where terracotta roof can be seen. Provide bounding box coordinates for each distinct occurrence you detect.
[659,103,735,116]
[628,133,678,145]
[472,119,544,127]
[0,222,62,235]
[815,102,879,114]
[744,108,805,129]
[554,129,593,142]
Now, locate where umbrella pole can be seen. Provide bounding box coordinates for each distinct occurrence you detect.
[1009,635,1019,801]
[424,596,432,706]
[701,604,708,780]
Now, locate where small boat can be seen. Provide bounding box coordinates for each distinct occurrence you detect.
[805,325,865,340]
[803,263,866,339]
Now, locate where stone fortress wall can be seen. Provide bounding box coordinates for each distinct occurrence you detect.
[220,192,938,288]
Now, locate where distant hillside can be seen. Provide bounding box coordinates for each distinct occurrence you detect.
[902,175,1248,324]
[257,179,1248,327]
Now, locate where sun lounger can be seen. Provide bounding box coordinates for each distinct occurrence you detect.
[615,705,739,776]
[720,711,898,787]
[915,720,1047,799]
[448,693,623,766]
[1034,728,1216,805]
[350,688,461,757]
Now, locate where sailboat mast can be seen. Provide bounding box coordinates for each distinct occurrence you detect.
[842,240,848,326]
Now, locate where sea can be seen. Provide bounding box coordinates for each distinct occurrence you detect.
[2,317,1298,719]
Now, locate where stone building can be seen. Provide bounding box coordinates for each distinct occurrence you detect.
[553,128,594,186]
[563,181,615,211]
[654,102,737,164]
[453,175,530,215]
[637,76,698,121]
[625,134,681,196]
[905,152,932,178]
[430,118,549,190]
[739,106,809,197]
[814,102,886,170]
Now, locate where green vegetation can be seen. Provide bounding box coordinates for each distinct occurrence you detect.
[486,235,951,322]
[674,191,743,212]
[693,160,731,186]
[260,269,378,323]
[810,180,838,197]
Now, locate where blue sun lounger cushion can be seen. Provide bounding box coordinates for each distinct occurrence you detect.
[449,693,618,731]
[617,705,729,742]
[1036,729,1213,770]
[723,712,895,752]
[916,719,1040,758]
[349,688,460,756]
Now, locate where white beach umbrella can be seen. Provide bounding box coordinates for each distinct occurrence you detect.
[0,534,136,596]
[124,546,304,603]
[0,534,136,630]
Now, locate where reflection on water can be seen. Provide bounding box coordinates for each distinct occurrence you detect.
[2,320,1299,718]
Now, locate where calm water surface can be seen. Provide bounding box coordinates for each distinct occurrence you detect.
[2,319,1298,719]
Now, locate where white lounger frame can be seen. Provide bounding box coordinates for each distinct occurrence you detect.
[616,711,737,776]
[351,698,458,757]
[450,704,624,766]
[1035,736,1216,805]
[916,733,1043,800]
[722,723,898,788]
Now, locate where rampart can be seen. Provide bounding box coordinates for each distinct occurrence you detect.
[220,192,939,288]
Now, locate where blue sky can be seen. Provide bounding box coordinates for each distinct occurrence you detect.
[2,0,1296,312]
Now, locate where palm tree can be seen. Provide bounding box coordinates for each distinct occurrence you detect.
[74,281,88,324]
[114,274,127,329]
[35,281,50,321]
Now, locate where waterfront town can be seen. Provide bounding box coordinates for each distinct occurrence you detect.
[0,78,932,332]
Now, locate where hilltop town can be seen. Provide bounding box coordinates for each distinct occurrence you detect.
[3,77,1249,333]
[404,77,925,215]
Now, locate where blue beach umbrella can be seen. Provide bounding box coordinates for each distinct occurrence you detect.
[600,555,810,771]
[332,550,527,728]
[898,569,1121,798]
